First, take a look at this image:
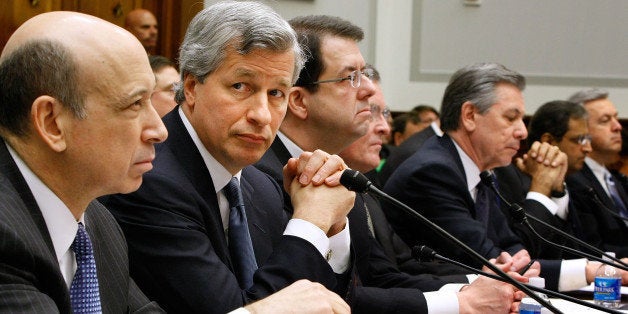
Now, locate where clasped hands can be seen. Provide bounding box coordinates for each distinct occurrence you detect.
[283,150,355,236]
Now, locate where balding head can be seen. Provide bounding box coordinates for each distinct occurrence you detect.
[124,9,158,52]
[0,11,166,213]
[0,11,150,137]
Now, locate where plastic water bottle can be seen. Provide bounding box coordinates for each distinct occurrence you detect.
[594,252,621,308]
[519,277,551,314]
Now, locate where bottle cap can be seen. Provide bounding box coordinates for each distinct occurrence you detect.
[528,277,545,289]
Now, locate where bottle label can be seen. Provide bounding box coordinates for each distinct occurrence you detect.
[594,277,621,301]
[519,309,541,314]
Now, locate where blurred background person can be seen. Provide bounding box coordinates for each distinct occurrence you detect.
[125,8,158,54]
[149,55,179,117]
[567,88,628,257]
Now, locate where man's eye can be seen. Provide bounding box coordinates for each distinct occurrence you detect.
[269,90,284,98]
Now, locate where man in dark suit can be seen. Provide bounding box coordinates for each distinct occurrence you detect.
[523,100,591,258]
[256,16,525,313]
[379,123,440,186]
[567,89,628,258]
[101,2,354,314]
[384,62,628,292]
[0,11,167,313]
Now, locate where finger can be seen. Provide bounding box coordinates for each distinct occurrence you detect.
[535,142,551,163]
[297,151,326,185]
[328,291,351,314]
[283,158,300,192]
[324,170,344,187]
[528,141,540,159]
[310,154,346,186]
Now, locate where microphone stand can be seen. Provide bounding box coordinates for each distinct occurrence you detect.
[480,171,628,271]
[414,245,624,314]
[588,187,628,223]
[340,170,563,313]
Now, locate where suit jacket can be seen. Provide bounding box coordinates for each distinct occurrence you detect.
[493,165,584,260]
[378,126,436,186]
[566,163,628,258]
[100,109,337,314]
[255,137,468,314]
[383,135,561,290]
[0,140,161,314]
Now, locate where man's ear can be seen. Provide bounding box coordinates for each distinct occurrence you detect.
[183,74,197,110]
[460,101,478,132]
[540,132,556,144]
[31,95,67,152]
[287,86,308,120]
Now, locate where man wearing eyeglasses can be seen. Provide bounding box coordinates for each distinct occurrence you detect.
[566,89,628,258]
[256,16,526,314]
[525,100,591,257]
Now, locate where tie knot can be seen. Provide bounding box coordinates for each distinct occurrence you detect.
[224,177,244,208]
[71,222,94,258]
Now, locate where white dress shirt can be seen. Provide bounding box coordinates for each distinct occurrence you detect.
[7,143,82,288]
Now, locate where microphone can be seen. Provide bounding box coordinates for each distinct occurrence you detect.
[480,171,628,270]
[340,169,562,313]
[587,187,628,222]
[413,245,624,314]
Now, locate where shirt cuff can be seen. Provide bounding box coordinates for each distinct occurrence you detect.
[558,258,589,291]
[425,291,460,314]
[228,308,250,314]
[283,218,350,273]
[552,191,570,221]
[526,192,558,215]
[327,217,351,273]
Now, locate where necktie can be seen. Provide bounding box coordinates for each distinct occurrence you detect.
[224,177,258,289]
[475,182,490,227]
[70,222,102,313]
[605,173,628,221]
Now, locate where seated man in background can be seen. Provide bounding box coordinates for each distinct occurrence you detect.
[101,2,355,313]
[567,88,628,258]
[148,54,180,117]
[384,62,628,292]
[338,65,471,279]
[524,100,591,257]
[125,8,159,53]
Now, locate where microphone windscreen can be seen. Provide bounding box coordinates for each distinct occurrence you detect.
[340,169,371,193]
[412,245,436,262]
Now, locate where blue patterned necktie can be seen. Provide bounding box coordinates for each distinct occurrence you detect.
[605,173,628,222]
[224,177,258,289]
[70,222,102,313]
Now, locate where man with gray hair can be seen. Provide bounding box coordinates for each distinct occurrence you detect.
[102,2,353,313]
[566,89,628,257]
[384,63,628,293]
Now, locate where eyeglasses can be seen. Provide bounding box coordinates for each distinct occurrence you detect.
[309,68,376,88]
[370,104,391,122]
[568,134,592,146]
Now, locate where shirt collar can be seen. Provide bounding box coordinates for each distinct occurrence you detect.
[451,138,481,199]
[178,107,241,193]
[6,142,81,264]
[276,131,303,158]
[585,156,610,192]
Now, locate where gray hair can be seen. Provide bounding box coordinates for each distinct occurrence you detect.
[0,39,85,137]
[174,1,304,104]
[440,62,526,132]
[567,88,609,106]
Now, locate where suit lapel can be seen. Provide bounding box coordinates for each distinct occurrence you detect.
[581,164,618,213]
[160,109,231,265]
[0,140,71,312]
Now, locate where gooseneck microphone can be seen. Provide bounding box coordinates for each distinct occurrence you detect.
[414,246,624,314]
[480,171,628,270]
[340,169,562,313]
[587,187,628,222]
